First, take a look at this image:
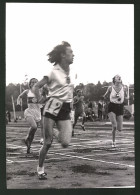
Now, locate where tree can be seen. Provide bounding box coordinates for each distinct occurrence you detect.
[6,83,28,111]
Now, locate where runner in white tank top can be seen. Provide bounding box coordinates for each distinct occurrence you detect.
[103,75,128,148]
[17,78,46,153]
[33,41,74,180]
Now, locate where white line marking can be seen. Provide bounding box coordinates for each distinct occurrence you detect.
[51,152,134,168]
[6,156,74,164]
[7,141,134,154]
[6,159,14,163]
[7,159,38,164]
[83,151,134,157]
[6,138,135,167]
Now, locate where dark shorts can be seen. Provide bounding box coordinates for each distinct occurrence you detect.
[44,102,71,121]
[75,110,85,118]
[108,102,124,116]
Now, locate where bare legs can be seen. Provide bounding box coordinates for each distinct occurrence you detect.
[25,116,38,153]
[37,117,72,179]
[72,112,86,136]
[108,112,123,147]
[39,116,44,144]
[38,117,54,167]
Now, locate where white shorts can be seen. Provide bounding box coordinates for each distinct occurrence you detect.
[24,108,41,122]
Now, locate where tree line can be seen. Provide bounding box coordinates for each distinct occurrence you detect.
[6,81,134,112]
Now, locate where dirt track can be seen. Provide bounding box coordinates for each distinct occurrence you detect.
[6,120,135,189]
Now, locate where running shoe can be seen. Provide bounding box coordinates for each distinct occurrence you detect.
[81,124,86,131]
[117,129,122,132]
[112,142,116,148]
[38,172,47,180]
[40,138,44,145]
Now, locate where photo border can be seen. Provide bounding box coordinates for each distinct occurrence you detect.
[0,0,139,194]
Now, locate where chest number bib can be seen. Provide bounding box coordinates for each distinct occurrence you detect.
[43,98,63,116]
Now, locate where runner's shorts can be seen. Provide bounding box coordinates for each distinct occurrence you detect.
[24,108,41,122]
[108,102,124,116]
[44,102,71,121]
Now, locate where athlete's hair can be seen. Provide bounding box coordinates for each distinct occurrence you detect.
[28,78,38,89]
[76,89,82,93]
[112,75,122,84]
[41,85,49,96]
[47,41,71,65]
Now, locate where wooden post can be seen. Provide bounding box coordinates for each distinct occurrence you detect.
[20,84,23,111]
[127,84,129,106]
[11,95,16,122]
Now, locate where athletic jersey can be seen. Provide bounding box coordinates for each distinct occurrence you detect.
[44,64,74,103]
[73,96,84,113]
[27,89,41,110]
[110,86,124,104]
[24,89,41,122]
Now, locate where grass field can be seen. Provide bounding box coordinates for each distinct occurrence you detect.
[6,120,135,189]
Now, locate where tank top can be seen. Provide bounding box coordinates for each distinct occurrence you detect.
[110,86,124,104]
[27,90,41,110]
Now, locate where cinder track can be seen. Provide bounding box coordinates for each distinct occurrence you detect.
[6,120,135,189]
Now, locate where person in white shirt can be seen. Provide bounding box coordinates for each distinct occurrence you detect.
[103,75,128,148]
[17,78,42,154]
[33,41,74,180]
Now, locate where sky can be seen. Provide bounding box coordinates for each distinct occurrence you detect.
[6,3,134,86]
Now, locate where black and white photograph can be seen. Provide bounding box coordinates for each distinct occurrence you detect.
[5,3,134,189]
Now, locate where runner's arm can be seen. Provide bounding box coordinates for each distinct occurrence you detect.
[103,86,111,99]
[33,76,48,103]
[17,89,28,105]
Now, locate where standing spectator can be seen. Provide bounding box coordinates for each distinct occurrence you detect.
[33,41,74,180]
[6,110,11,122]
[102,101,108,120]
[86,99,94,121]
[87,99,93,110]
[98,99,103,120]
[6,112,8,124]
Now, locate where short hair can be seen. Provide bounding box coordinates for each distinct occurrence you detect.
[112,75,122,84]
[28,78,38,89]
[47,41,71,65]
[76,89,82,93]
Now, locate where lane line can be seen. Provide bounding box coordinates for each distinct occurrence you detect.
[6,136,135,167]
[7,144,134,168]
[50,152,134,168]
[82,151,134,157]
[6,159,14,163]
[6,156,74,164]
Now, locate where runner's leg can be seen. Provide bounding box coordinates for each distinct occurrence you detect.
[56,120,72,147]
[108,112,117,146]
[38,117,55,167]
[39,116,44,144]
[25,116,38,153]
[117,115,123,131]
[81,112,86,131]
[72,113,79,136]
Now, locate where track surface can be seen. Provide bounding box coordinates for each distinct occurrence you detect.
[6,120,135,189]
